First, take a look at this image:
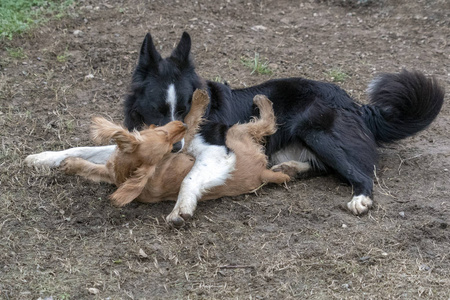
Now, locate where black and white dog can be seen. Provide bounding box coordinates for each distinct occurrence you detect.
[26,32,444,223]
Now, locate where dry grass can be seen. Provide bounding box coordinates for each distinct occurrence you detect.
[1,0,449,299]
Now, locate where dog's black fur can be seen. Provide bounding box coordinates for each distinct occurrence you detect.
[124,32,444,205]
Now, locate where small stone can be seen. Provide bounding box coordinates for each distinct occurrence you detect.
[399,211,405,218]
[88,288,99,295]
[138,248,148,258]
[419,264,430,271]
[342,224,348,228]
[251,25,267,31]
[85,74,94,79]
[268,63,278,70]
[73,30,83,35]
[359,256,370,262]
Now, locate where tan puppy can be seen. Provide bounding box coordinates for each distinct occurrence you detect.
[62,90,290,226]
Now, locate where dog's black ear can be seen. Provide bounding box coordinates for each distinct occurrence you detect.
[138,33,161,70]
[170,32,191,65]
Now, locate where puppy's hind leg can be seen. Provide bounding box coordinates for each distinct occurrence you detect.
[271,160,312,178]
[260,169,291,185]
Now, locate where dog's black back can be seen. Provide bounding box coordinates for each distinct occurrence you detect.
[124,32,444,199]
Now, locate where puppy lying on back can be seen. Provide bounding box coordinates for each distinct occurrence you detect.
[62,90,290,226]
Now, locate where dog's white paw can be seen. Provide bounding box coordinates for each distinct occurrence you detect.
[24,152,66,168]
[347,195,373,215]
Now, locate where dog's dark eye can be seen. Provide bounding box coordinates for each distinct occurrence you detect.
[176,105,186,116]
[158,105,169,115]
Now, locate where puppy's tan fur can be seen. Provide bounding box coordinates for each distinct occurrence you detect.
[62,90,290,208]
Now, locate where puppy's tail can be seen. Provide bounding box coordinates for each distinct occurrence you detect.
[361,70,444,144]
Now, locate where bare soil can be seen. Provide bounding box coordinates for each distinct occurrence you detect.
[1,0,449,299]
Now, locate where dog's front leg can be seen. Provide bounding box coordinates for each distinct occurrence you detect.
[166,137,236,227]
[25,145,116,168]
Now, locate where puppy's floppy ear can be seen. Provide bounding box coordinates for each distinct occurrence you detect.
[90,117,139,153]
[110,164,156,207]
[170,32,191,65]
[138,33,162,71]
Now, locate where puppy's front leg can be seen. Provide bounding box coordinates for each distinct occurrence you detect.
[166,136,236,227]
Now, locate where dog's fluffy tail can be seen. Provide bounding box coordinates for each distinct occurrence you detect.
[361,70,444,144]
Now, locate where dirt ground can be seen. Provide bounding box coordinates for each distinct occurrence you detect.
[1,0,449,299]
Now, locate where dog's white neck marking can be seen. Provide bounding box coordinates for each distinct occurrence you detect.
[166,84,177,121]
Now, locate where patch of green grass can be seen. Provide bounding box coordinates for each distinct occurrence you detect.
[0,0,74,40]
[325,68,350,82]
[65,119,74,131]
[57,52,68,62]
[58,293,71,300]
[6,47,27,59]
[241,53,273,75]
[213,75,223,83]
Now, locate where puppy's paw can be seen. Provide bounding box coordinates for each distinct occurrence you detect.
[253,94,272,106]
[271,163,298,178]
[60,157,82,175]
[271,161,310,178]
[347,195,373,215]
[192,89,210,108]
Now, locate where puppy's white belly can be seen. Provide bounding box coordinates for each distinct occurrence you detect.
[25,145,116,168]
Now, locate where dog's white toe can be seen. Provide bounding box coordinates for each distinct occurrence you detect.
[347,195,373,215]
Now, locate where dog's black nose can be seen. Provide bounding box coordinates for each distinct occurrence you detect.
[172,141,183,152]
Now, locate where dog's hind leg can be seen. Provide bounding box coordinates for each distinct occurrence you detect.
[291,99,377,215]
[306,135,375,214]
[60,157,115,184]
[299,119,376,215]
[25,145,116,168]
